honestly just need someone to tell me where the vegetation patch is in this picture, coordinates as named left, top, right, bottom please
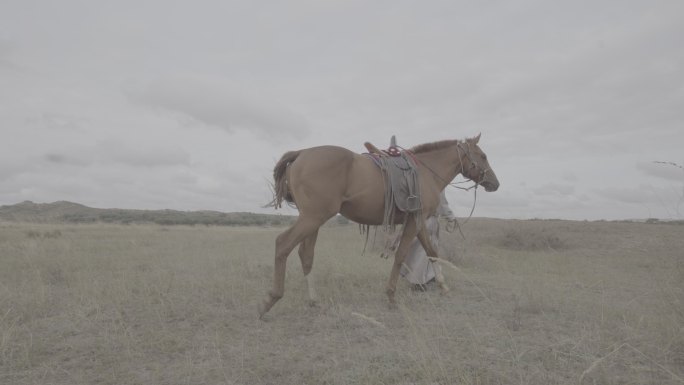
left=1, top=201, right=296, bottom=227
left=498, top=224, right=567, bottom=251
left=1, top=220, right=683, bottom=384
left=25, top=229, right=62, bottom=239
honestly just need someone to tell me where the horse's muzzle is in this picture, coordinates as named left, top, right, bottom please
left=481, top=180, right=499, bottom=192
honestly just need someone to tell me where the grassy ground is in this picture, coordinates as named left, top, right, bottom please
left=0, top=219, right=682, bottom=384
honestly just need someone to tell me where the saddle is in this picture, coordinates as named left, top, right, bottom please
left=363, top=139, right=422, bottom=230
left=364, top=141, right=401, bottom=157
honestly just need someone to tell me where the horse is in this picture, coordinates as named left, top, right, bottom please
left=259, top=134, right=499, bottom=318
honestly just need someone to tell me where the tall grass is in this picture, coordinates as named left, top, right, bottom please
left=0, top=220, right=682, bottom=384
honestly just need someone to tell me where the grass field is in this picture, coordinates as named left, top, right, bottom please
left=1, top=219, right=683, bottom=384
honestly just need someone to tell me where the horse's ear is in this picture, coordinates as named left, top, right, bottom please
left=469, top=133, right=481, bottom=144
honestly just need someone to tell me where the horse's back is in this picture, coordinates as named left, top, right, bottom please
left=290, top=145, right=355, bottom=173
left=285, top=145, right=386, bottom=223
left=285, top=146, right=355, bottom=214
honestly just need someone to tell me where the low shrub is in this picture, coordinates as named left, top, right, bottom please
left=498, top=226, right=566, bottom=251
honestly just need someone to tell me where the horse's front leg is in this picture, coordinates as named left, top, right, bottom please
left=416, top=224, right=449, bottom=295
left=386, top=218, right=418, bottom=307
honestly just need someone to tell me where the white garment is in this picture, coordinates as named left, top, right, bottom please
left=400, top=191, right=455, bottom=285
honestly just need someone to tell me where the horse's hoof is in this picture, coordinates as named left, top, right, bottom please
left=439, top=286, right=450, bottom=296
left=257, top=301, right=271, bottom=320
left=257, top=305, right=267, bottom=320
left=308, top=299, right=319, bottom=308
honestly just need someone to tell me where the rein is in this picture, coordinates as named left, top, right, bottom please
left=453, top=141, right=482, bottom=226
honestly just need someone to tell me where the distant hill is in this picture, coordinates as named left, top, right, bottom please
left=0, top=201, right=297, bottom=226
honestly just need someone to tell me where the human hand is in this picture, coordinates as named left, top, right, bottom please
left=445, top=217, right=458, bottom=232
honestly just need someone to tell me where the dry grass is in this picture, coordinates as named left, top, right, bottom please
left=0, top=219, right=683, bottom=384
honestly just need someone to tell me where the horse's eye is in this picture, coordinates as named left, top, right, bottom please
left=483, top=155, right=487, bottom=161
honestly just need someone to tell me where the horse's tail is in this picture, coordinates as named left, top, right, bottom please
left=268, top=150, right=301, bottom=209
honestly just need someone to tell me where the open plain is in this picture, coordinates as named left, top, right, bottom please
left=1, top=219, right=683, bottom=384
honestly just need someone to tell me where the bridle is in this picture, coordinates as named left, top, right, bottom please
left=455, top=140, right=491, bottom=188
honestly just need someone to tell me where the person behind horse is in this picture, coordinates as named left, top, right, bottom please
left=400, top=190, right=456, bottom=288
left=365, top=136, right=457, bottom=288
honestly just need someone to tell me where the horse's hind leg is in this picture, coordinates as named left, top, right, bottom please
left=298, top=229, right=319, bottom=306
left=258, top=217, right=325, bottom=319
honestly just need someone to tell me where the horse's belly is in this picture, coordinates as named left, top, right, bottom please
left=339, top=197, right=385, bottom=225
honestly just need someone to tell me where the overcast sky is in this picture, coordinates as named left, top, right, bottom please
left=1, top=0, right=683, bottom=220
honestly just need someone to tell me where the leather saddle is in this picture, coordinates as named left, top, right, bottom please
left=364, top=136, right=401, bottom=157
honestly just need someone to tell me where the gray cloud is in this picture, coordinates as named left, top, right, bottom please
left=126, top=76, right=309, bottom=141
left=534, top=183, right=576, bottom=197
left=44, top=153, right=86, bottom=166
left=595, top=186, right=651, bottom=204
left=1, top=1, right=683, bottom=219
left=34, top=113, right=88, bottom=132
left=636, top=161, right=684, bottom=182
left=0, top=38, right=13, bottom=67
left=41, top=140, right=191, bottom=169
left=561, top=171, right=579, bottom=183
left=0, top=159, right=24, bottom=182
left=100, top=140, right=191, bottom=168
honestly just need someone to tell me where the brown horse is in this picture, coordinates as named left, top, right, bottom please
left=259, top=134, right=499, bottom=318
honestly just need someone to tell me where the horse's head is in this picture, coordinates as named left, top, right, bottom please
left=459, top=134, right=500, bottom=192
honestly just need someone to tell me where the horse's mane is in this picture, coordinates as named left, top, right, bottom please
left=409, top=139, right=459, bottom=154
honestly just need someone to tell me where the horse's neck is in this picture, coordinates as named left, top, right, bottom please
left=414, top=144, right=462, bottom=189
